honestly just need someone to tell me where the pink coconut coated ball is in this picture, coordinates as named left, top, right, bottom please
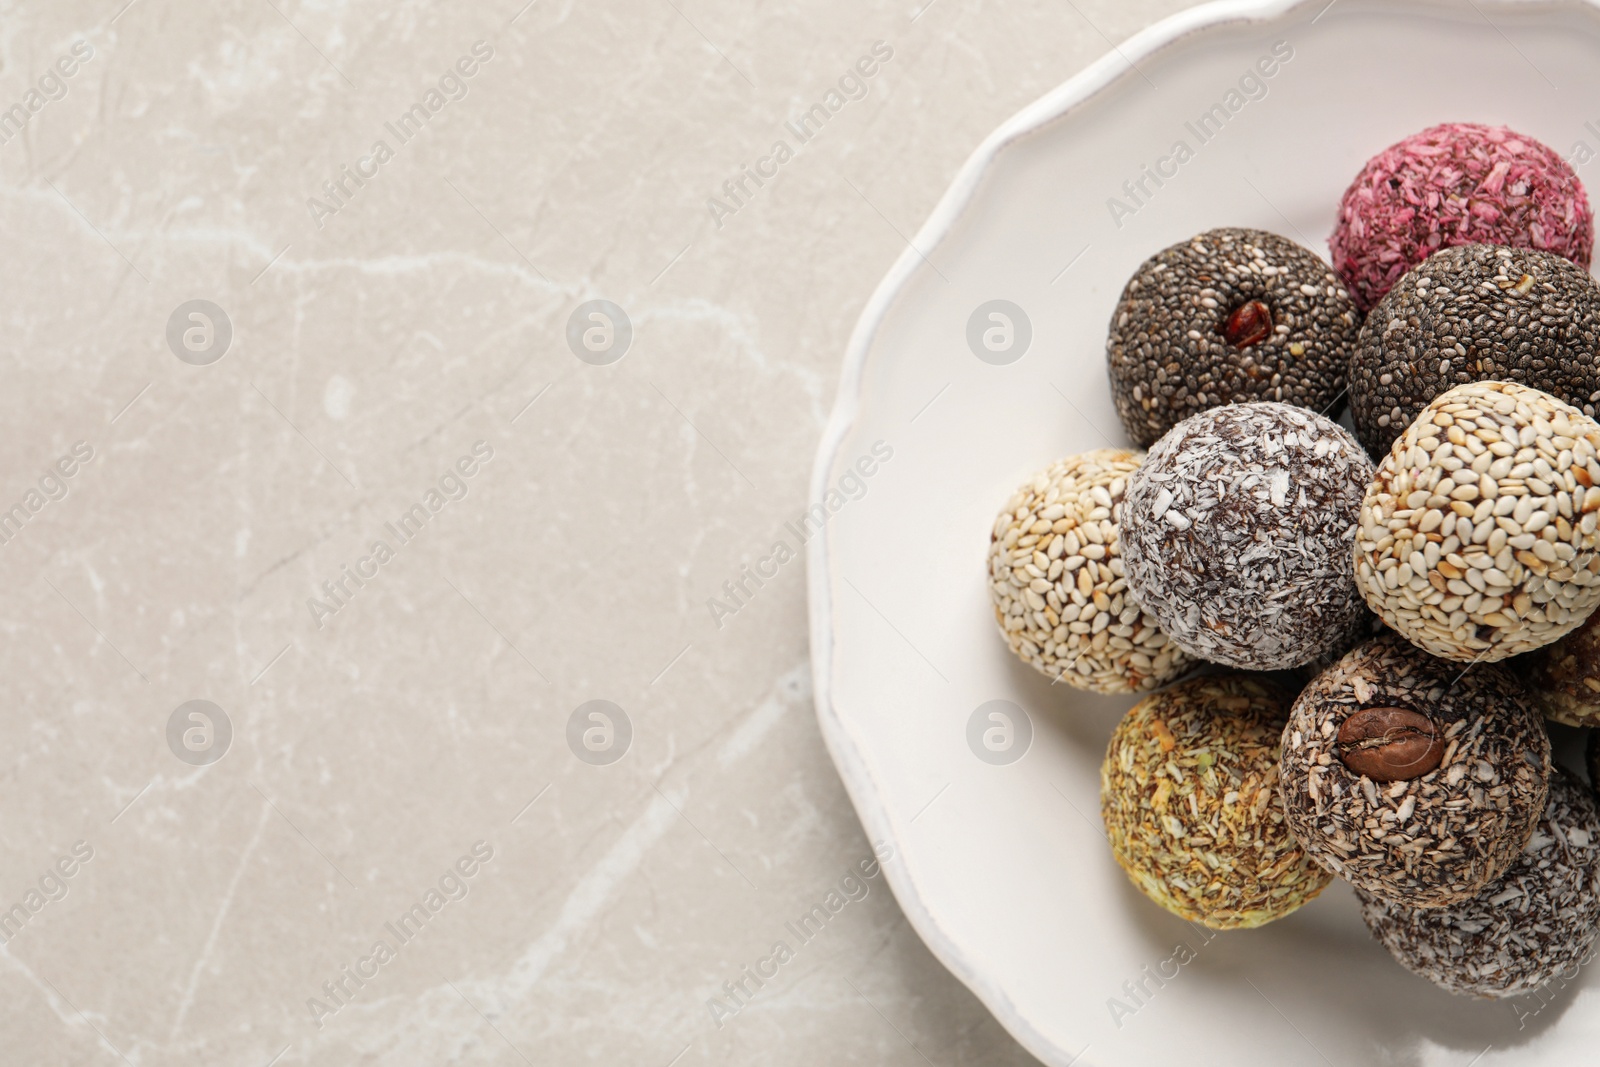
left=1330, top=122, right=1594, bottom=311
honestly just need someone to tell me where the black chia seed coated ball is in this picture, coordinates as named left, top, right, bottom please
left=1358, top=768, right=1600, bottom=999
left=1349, top=243, right=1600, bottom=458
left=1106, top=227, right=1362, bottom=448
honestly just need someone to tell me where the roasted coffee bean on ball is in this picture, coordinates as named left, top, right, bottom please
left=1358, top=768, right=1600, bottom=998
left=1120, top=402, right=1374, bottom=671
left=1278, top=634, right=1551, bottom=908
left=1106, top=227, right=1362, bottom=447
left=1348, top=243, right=1600, bottom=458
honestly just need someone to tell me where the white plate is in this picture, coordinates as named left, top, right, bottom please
left=807, top=1, right=1600, bottom=1064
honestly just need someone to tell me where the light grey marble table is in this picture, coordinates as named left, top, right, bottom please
left=0, top=0, right=1200, bottom=1062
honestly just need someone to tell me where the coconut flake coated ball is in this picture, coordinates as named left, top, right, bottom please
left=1120, top=402, right=1375, bottom=671
left=1358, top=769, right=1600, bottom=998
left=1331, top=122, right=1594, bottom=312
left=1101, top=674, right=1332, bottom=930
left=1331, top=123, right=1593, bottom=313
left=1279, top=634, right=1551, bottom=908
left=1355, top=380, right=1600, bottom=663
left=987, top=450, right=1195, bottom=693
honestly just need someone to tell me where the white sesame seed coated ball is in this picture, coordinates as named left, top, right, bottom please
left=1355, top=380, right=1600, bottom=663
left=987, top=449, right=1195, bottom=694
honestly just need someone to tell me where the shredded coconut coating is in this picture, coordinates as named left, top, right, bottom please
left=1101, top=674, right=1332, bottom=930
left=1279, top=634, right=1551, bottom=908
left=1358, top=769, right=1600, bottom=998
left=1348, top=243, right=1600, bottom=458
left=1106, top=227, right=1360, bottom=447
left=1120, top=402, right=1375, bottom=670
left=987, top=450, right=1194, bottom=693
left=1331, top=122, right=1594, bottom=312
left=1355, top=380, right=1600, bottom=663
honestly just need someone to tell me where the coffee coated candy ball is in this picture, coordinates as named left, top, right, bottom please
left=1331, top=122, right=1594, bottom=313
left=1355, top=380, right=1600, bottom=663
left=1348, top=243, right=1600, bottom=457
left=1279, top=634, right=1551, bottom=908
left=1120, top=402, right=1375, bottom=671
left=1524, top=608, right=1600, bottom=726
left=1106, top=227, right=1361, bottom=448
left=1358, top=768, right=1600, bottom=998
left=1101, top=674, right=1332, bottom=930
left=987, top=450, right=1194, bottom=693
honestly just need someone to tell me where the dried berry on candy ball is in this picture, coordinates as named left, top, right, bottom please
left=1331, top=122, right=1594, bottom=312
left=1106, top=227, right=1360, bottom=447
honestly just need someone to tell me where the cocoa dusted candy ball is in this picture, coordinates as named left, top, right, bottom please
left=1279, top=634, right=1551, bottom=908
left=1348, top=243, right=1600, bottom=457
left=1354, top=380, right=1600, bottom=663
left=1358, top=769, right=1600, bottom=998
left=1100, top=674, right=1332, bottom=930
left=1106, top=227, right=1361, bottom=448
left=1331, top=122, right=1594, bottom=313
left=1524, top=608, right=1600, bottom=726
left=1120, top=402, right=1375, bottom=671
left=987, top=450, right=1195, bottom=693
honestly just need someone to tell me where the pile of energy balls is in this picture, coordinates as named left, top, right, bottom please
left=987, top=122, right=1600, bottom=999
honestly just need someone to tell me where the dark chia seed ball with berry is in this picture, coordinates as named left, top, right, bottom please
left=1348, top=243, right=1600, bottom=457
left=1119, top=401, right=1374, bottom=671
left=1279, top=634, right=1552, bottom=908
left=1106, top=227, right=1362, bottom=448
left=1357, top=768, right=1600, bottom=998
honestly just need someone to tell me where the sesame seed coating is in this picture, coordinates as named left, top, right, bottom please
left=1120, top=402, right=1375, bottom=671
left=1354, top=380, right=1600, bottom=663
left=1106, top=227, right=1361, bottom=448
left=1358, top=768, right=1600, bottom=999
left=1279, top=634, right=1551, bottom=908
left=1101, top=674, right=1332, bottom=930
left=1331, top=122, right=1594, bottom=313
left=1523, top=608, right=1600, bottom=726
left=1348, top=243, right=1600, bottom=458
left=987, top=450, right=1195, bottom=693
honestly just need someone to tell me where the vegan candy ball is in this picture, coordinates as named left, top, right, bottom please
left=1120, top=402, right=1375, bottom=671
left=1279, top=634, right=1551, bottom=908
left=987, top=450, right=1194, bottom=693
left=1330, top=122, right=1594, bottom=312
left=1358, top=769, right=1600, bottom=998
left=1101, top=674, right=1331, bottom=930
left=1354, top=380, right=1600, bottom=663
left=1348, top=243, right=1600, bottom=457
left=1106, top=227, right=1361, bottom=447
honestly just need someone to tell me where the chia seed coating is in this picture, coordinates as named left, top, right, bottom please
left=1348, top=242, right=1600, bottom=458
left=1331, top=122, right=1594, bottom=313
left=1279, top=634, right=1551, bottom=908
left=1524, top=607, right=1600, bottom=726
left=1120, top=402, right=1375, bottom=671
left=987, top=450, right=1195, bottom=693
left=1101, top=674, right=1332, bottom=930
left=1354, top=380, right=1600, bottom=663
left=1106, top=227, right=1361, bottom=448
left=1358, top=768, right=1600, bottom=998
